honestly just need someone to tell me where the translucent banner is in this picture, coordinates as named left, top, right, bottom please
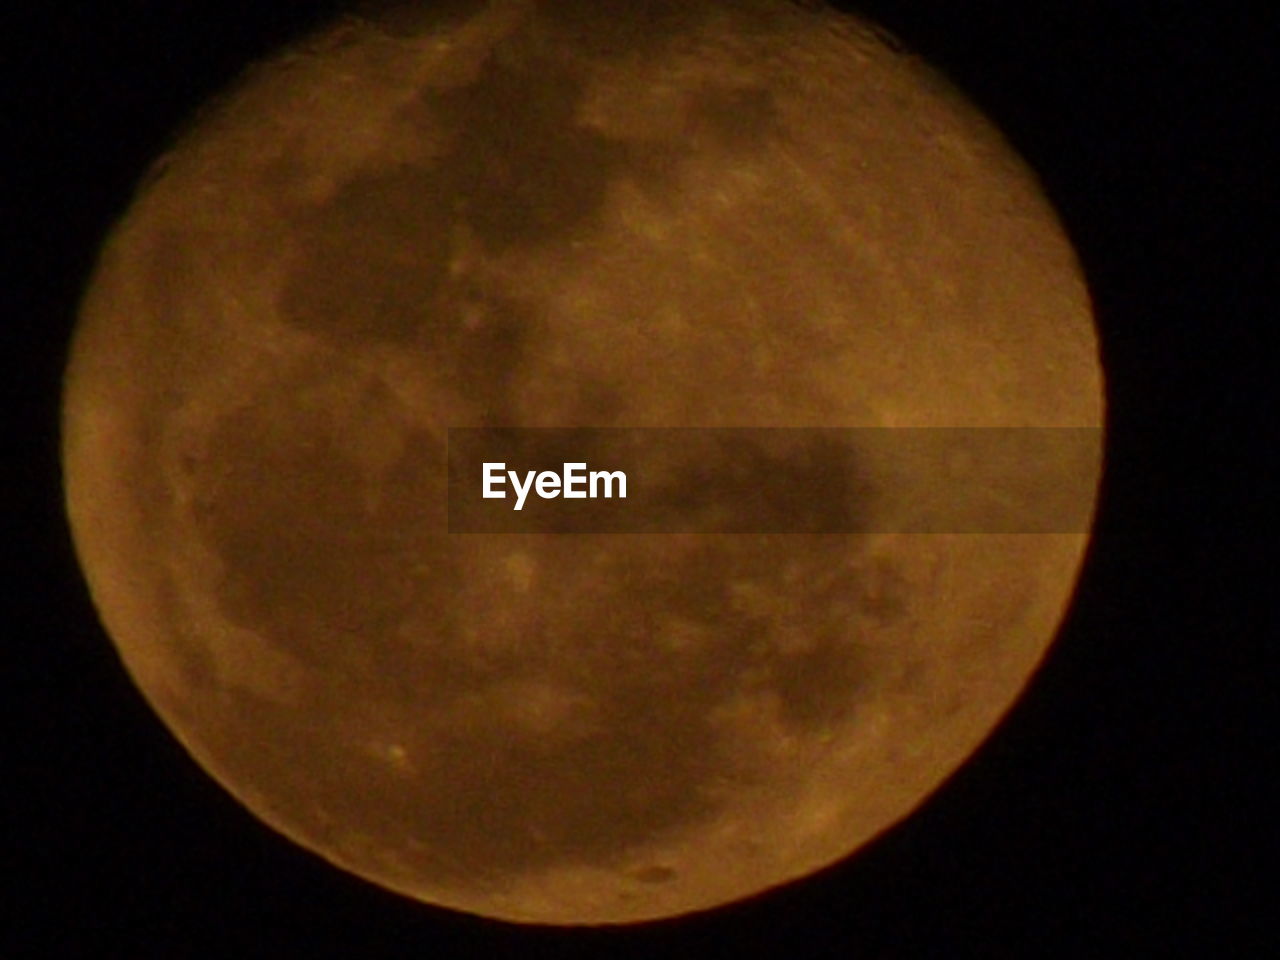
left=446, top=428, right=1102, bottom=534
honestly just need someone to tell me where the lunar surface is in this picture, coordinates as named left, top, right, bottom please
left=62, top=0, right=1104, bottom=925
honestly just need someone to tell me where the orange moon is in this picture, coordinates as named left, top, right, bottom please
left=61, top=0, right=1103, bottom=925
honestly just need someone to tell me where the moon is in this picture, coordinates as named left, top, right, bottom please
left=61, top=0, right=1103, bottom=925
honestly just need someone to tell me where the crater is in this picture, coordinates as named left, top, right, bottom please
left=425, top=41, right=631, bottom=254
left=278, top=165, right=452, bottom=345
left=536, top=0, right=714, bottom=61
left=186, top=360, right=449, bottom=676
left=645, top=430, right=876, bottom=534
left=688, top=84, right=783, bottom=152
left=632, top=864, right=677, bottom=884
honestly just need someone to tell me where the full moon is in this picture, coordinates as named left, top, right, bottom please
left=62, top=0, right=1103, bottom=925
